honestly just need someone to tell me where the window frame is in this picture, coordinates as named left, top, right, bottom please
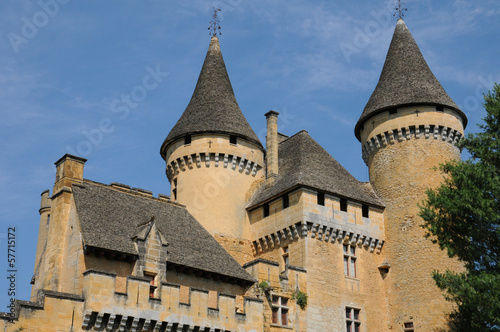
left=271, top=295, right=289, bottom=326
left=345, top=307, right=361, bottom=332
left=144, top=272, right=157, bottom=298
left=343, top=244, right=357, bottom=278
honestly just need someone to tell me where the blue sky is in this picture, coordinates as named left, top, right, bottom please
left=0, top=0, right=499, bottom=307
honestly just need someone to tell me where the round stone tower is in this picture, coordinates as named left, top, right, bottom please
left=160, top=36, right=265, bottom=243
left=355, top=19, right=468, bottom=331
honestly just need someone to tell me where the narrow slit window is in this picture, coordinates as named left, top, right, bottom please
left=340, top=198, right=348, bottom=212
left=282, top=194, right=289, bottom=209
left=263, top=203, right=270, bottom=217
left=362, top=205, right=369, bottom=218
left=317, top=192, right=325, bottom=206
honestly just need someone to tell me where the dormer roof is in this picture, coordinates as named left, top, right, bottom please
left=355, top=19, right=467, bottom=140
left=161, top=36, right=262, bottom=158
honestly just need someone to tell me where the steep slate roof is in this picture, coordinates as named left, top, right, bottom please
left=355, top=19, right=467, bottom=140
left=72, top=181, right=255, bottom=283
left=248, top=131, right=383, bottom=209
left=161, top=36, right=262, bottom=158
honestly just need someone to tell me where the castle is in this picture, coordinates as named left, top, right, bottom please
left=1, top=18, right=467, bottom=331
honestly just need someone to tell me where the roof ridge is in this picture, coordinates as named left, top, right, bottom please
left=81, top=179, right=180, bottom=207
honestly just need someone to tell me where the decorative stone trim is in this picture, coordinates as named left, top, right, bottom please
left=362, top=124, right=462, bottom=165
left=167, top=152, right=262, bottom=179
left=253, top=221, right=383, bottom=254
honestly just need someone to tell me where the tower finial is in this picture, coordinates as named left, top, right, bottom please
left=208, top=7, right=222, bottom=37
left=393, top=0, right=407, bottom=19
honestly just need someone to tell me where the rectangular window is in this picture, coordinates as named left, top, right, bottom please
left=346, top=307, right=361, bottom=332
left=282, top=246, right=289, bottom=267
left=340, top=198, right=348, bottom=212
left=271, top=296, right=289, bottom=326
left=317, top=192, right=325, bottom=206
left=343, top=245, right=357, bottom=277
left=229, top=135, right=237, bottom=145
left=184, top=134, right=191, bottom=145
left=144, top=272, right=157, bottom=298
left=404, top=322, right=414, bottom=332
left=362, top=204, right=369, bottom=218
left=263, top=203, right=270, bottom=217
left=282, top=194, right=289, bottom=209
left=436, top=105, right=444, bottom=112
left=389, top=108, right=397, bottom=114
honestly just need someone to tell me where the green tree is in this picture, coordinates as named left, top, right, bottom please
left=420, top=83, right=500, bottom=331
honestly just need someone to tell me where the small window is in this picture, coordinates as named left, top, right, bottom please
left=404, top=322, right=414, bottom=332
left=344, top=245, right=357, bottom=277
left=46, top=214, right=51, bottom=225
left=263, top=203, right=270, bottom=217
left=317, top=192, right=325, bottom=206
left=340, top=198, right=348, bottom=212
left=184, top=135, right=191, bottom=145
left=144, top=272, right=157, bottom=298
left=436, top=105, right=444, bottom=112
left=362, top=205, right=369, bottom=218
left=282, top=246, right=289, bottom=267
left=271, top=296, right=289, bottom=326
left=229, top=135, right=237, bottom=145
left=346, top=307, right=361, bottom=332
left=389, top=108, right=397, bottom=114
left=282, top=194, right=289, bottom=209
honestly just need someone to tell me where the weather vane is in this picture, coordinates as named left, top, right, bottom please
left=393, top=0, right=408, bottom=19
left=208, top=7, right=222, bottom=37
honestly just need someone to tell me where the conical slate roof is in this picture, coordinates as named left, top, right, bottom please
left=161, top=36, right=262, bottom=158
left=355, top=19, right=467, bottom=140
left=248, top=130, right=383, bottom=208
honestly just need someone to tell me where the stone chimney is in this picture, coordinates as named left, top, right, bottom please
left=53, top=154, right=87, bottom=194
left=265, top=111, right=279, bottom=184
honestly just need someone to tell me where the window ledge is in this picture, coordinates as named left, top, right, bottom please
left=344, top=276, right=360, bottom=281
left=270, top=324, right=293, bottom=330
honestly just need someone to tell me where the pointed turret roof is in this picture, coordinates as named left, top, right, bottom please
left=161, top=37, right=262, bottom=158
left=355, top=19, right=467, bottom=140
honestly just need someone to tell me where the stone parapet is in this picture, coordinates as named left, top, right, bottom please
left=81, top=269, right=263, bottom=331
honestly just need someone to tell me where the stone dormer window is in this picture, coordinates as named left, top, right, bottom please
left=317, top=192, right=325, bottom=206
left=263, top=203, right=270, bottom=217
left=282, top=194, right=289, bottom=209
left=340, top=198, right=348, bottom=212
left=362, top=204, right=369, bottom=218
left=229, top=135, right=237, bottom=145
left=184, top=134, right=191, bottom=145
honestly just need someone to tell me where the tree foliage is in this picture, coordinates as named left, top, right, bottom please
left=420, top=83, right=500, bottom=331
